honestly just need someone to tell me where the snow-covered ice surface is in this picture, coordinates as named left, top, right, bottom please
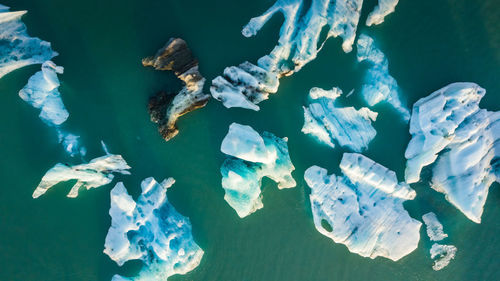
left=356, top=34, right=410, bottom=121
left=212, top=0, right=399, bottom=110
left=405, top=82, right=499, bottom=223
left=104, top=177, right=204, bottom=281
left=32, top=154, right=131, bottom=198
left=0, top=5, right=56, bottom=79
left=422, top=212, right=447, bottom=241
left=220, top=123, right=296, bottom=217
left=302, top=87, right=378, bottom=151
left=430, top=244, right=457, bottom=271
left=366, top=0, right=399, bottom=26
left=304, top=153, right=421, bottom=261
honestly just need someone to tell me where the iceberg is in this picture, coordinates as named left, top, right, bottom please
left=405, top=82, right=499, bottom=223
left=32, top=154, right=131, bottom=198
left=422, top=212, right=447, bottom=241
left=143, top=38, right=210, bottom=141
left=211, top=0, right=373, bottom=110
left=19, top=61, right=86, bottom=156
left=220, top=123, right=296, bottom=217
left=356, top=34, right=410, bottom=121
left=19, top=61, right=68, bottom=126
left=366, top=0, right=399, bottom=26
left=104, top=177, right=204, bottom=281
left=302, top=87, right=378, bottom=151
left=0, top=5, right=57, bottom=79
left=304, top=153, right=421, bottom=261
left=430, top=244, right=457, bottom=271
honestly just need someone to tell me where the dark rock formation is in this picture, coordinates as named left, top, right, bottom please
left=143, top=38, right=210, bottom=141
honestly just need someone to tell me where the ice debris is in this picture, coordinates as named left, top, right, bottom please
left=422, top=212, right=447, bottom=241
left=32, top=154, right=130, bottom=198
left=0, top=5, right=56, bottom=79
left=302, top=87, right=377, bottom=151
left=366, top=0, right=399, bottom=26
left=405, top=82, right=499, bottom=223
left=220, top=123, right=296, bottom=217
left=357, top=34, right=410, bottom=121
left=143, top=38, right=210, bottom=141
left=304, top=153, right=421, bottom=261
left=430, top=244, right=457, bottom=271
left=104, top=177, right=204, bottom=281
left=211, top=0, right=395, bottom=110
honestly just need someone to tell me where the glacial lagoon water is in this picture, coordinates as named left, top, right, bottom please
left=1, top=0, right=499, bottom=280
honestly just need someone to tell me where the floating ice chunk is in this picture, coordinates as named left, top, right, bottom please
left=210, top=62, right=279, bottom=111
left=304, top=153, right=421, bottom=261
left=19, top=61, right=68, bottom=126
left=405, top=82, right=498, bottom=223
left=220, top=123, right=295, bottom=217
left=302, top=87, right=378, bottom=152
left=57, top=130, right=86, bottom=157
left=366, top=0, right=399, bottom=26
left=221, top=123, right=277, bottom=164
left=422, top=212, right=448, bottom=241
left=212, top=0, right=378, bottom=110
left=430, top=244, right=457, bottom=271
left=357, top=34, right=410, bottom=121
left=32, top=154, right=130, bottom=198
left=0, top=6, right=56, bottom=79
left=104, top=177, right=204, bottom=281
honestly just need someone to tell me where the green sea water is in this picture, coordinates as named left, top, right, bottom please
left=1, top=0, right=499, bottom=280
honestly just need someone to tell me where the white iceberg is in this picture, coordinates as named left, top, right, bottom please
left=0, top=5, right=56, bottom=79
left=212, top=0, right=380, bottom=110
left=104, top=177, right=204, bottom=281
left=405, top=82, right=499, bottom=223
left=302, top=87, right=378, bottom=151
left=220, top=123, right=296, bottom=217
left=19, top=61, right=68, bottom=126
left=366, top=0, right=399, bottom=26
left=357, top=34, right=410, bottom=121
left=430, top=244, right=457, bottom=271
left=422, top=212, right=447, bottom=241
left=32, top=154, right=130, bottom=198
left=304, top=153, right=421, bottom=261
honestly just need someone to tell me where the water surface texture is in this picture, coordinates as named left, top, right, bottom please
left=1, top=0, right=499, bottom=280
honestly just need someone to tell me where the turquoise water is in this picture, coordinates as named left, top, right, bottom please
left=1, top=0, right=499, bottom=280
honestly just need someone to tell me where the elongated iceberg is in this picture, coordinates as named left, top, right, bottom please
left=104, top=177, right=204, bottom=281
left=304, top=153, right=421, bottom=261
left=357, top=34, right=410, bottom=121
left=143, top=38, right=210, bottom=141
left=422, top=212, right=447, bottom=241
left=220, top=123, right=296, bottom=217
left=211, top=0, right=375, bottom=110
left=366, top=0, right=399, bottom=26
left=32, top=154, right=130, bottom=198
left=430, top=244, right=457, bottom=271
left=302, top=87, right=377, bottom=151
left=405, top=82, right=499, bottom=223
left=19, top=61, right=86, bottom=156
left=0, top=5, right=56, bottom=79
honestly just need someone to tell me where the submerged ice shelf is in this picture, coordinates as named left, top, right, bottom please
left=357, top=34, right=410, bottom=121
left=32, top=154, right=130, bottom=198
left=211, top=0, right=398, bottom=110
left=104, top=177, right=204, bottom=281
left=305, top=153, right=421, bottom=261
left=422, top=212, right=457, bottom=271
left=0, top=5, right=56, bottom=79
left=143, top=38, right=210, bottom=141
left=220, top=123, right=296, bottom=217
left=405, top=82, right=499, bottom=223
left=302, top=87, right=377, bottom=152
